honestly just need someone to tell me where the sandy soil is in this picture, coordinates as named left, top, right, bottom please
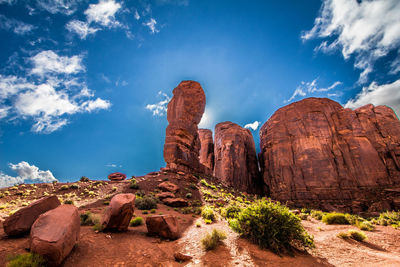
left=1, top=173, right=400, bottom=267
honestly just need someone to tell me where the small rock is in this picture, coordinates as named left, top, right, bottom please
left=108, top=172, right=127, bottom=181
left=162, top=198, right=188, bottom=207
left=158, top=181, right=179, bottom=193
left=174, top=252, right=192, bottom=262
left=156, top=192, right=176, bottom=200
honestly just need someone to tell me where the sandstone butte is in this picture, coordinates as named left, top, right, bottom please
left=165, top=81, right=400, bottom=212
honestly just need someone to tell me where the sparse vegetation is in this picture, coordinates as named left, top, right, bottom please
left=80, top=176, right=89, bottom=182
left=229, top=198, right=314, bottom=254
left=130, top=217, right=144, bottom=227
left=357, top=220, right=374, bottom=231
left=103, top=200, right=110, bottom=205
left=70, top=184, right=80, bottom=189
left=372, top=211, right=400, bottom=229
left=196, top=221, right=201, bottom=227
left=130, top=178, right=139, bottom=189
left=64, top=199, right=74, bottom=205
left=135, top=195, right=157, bottom=210
left=201, top=229, right=226, bottom=250
left=185, top=193, right=192, bottom=199
left=93, top=222, right=103, bottom=232
left=310, top=210, right=324, bottom=220
left=322, top=212, right=349, bottom=225
left=60, top=185, right=69, bottom=190
left=338, top=230, right=367, bottom=242
left=201, top=206, right=215, bottom=222
left=6, top=253, right=46, bottom=267
left=80, top=211, right=100, bottom=226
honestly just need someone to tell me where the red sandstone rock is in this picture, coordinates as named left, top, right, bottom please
left=213, top=121, right=262, bottom=194
left=174, top=252, right=192, bottom=262
left=162, top=197, right=189, bottom=207
left=158, top=181, right=179, bottom=193
left=30, top=205, right=80, bottom=266
left=198, top=128, right=214, bottom=174
left=102, top=193, right=135, bottom=231
left=146, top=215, right=179, bottom=240
left=108, top=172, right=127, bottom=181
left=156, top=192, right=176, bottom=200
left=4, top=196, right=60, bottom=236
left=259, top=97, right=400, bottom=212
left=163, top=81, right=206, bottom=174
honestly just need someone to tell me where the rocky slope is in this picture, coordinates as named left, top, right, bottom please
left=259, top=97, right=400, bottom=212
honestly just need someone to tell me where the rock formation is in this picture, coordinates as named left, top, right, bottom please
left=4, top=196, right=60, bottom=236
left=102, top=193, right=135, bottom=232
left=163, top=81, right=206, bottom=174
left=213, top=121, right=262, bottom=194
left=108, top=172, right=127, bottom=181
left=198, top=129, right=214, bottom=174
left=146, top=215, right=179, bottom=240
left=30, top=204, right=80, bottom=266
left=259, top=97, right=400, bottom=212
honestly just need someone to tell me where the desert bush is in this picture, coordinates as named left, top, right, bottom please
left=348, top=230, right=367, bottom=241
left=185, top=193, right=192, bottom=199
left=310, top=210, right=324, bottom=220
left=80, top=211, right=100, bottom=226
left=130, top=179, right=139, bottom=189
left=80, top=176, right=89, bottom=182
left=196, top=221, right=201, bottom=227
left=372, top=211, right=400, bottom=228
left=6, top=253, right=46, bottom=267
left=200, top=179, right=209, bottom=187
left=322, top=212, right=349, bottom=225
left=357, top=221, right=374, bottom=231
left=229, top=198, right=314, bottom=254
left=150, top=209, right=156, bottom=214
left=221, top=204, right=241, bottom=219
left=93, top=222, right=103, bottom=232
left=201, top=229, right=226, bottom=250
left=70, top=184, right=80, bottom=189
left=135, top=195, right=157, bottom=210
left=0, top=193, right=4, bottom=198
left=60, top=185, right=69, bottom=190
left=130, top=217, right=143, bottom=227
left=64, top=199, right=74, bottom=205
left=201, top=206, right=215, bottom=222
left=337, top=231, right=349, bottom=239
left=103, top=200, right=110, bottom=205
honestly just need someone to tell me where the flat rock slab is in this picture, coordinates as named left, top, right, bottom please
left=146, top=215, right=179, bottom=240
left=162, top=197, right=189, bottom=207
left=102, top=193, right=135, bottom=232
left=4, top=196, right=61, bottom=236
left=30, top=204, right=80, bottom=266
left=158, top=182, right=179, bottom=193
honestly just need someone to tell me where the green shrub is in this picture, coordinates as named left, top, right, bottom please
left=201, top=206, right=215, bottom=222
left=322, top=213, right=349, bottom=225
left=201, top=229, right=226, bottom=250
left=93, top=222, right=103, bottom=232
left=348, top=230, right=367, bottom=241
left=80, top=211, right=100, bottom=226
left=185, top=193, right=192, bottom=199
left=112, top=187, right=117, bottom=192
left=372, top=211, right=400, bottom=227
left=64, top=199, right=74, bottom=205
left=200, top=179, right=209, bottom=187
left=0, top=193, right=4, bottom=198
left=221, top=204, right=241, bottom=219
left=204, top=219, right=213, bottom=224
left=142, top=210, right=149, bottom=214
left=6, top=253, right=46, bottom=267
left=130, top=217, right=143, bottom=227
left=60, top=185, right=69, bottom=190
left=69, top=184, right=80, bottom=189
left=357, top=221, right=374, bottom=231
left=229, top=198, right=314, bottom=254
left=135, top=195, right=157, bottom=210
left=130, top=179, right=139, bottom=189
left=310, top=210, right=324, bottom=220
left=196, top=221, right=201, bottom=227
left=345, top=214, right=361, bottom=225
left=80, top=176, right=89, bottom=182
left=150, top=209, right=156, bottom=214
left=337, top=231, right=349, bottom=239
left=103, top=200, right=110, bottom=205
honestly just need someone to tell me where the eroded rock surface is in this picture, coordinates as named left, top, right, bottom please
left=198, top=129, right=214, bottom=174
left=102, top=193, right=135, bottom=232
left=146, top=215, right=179, bottom=240
left=4, top=196, right=60, bottom=236
left=108, top=172, right=127, bottom=181
left=213, top=121, right=262, bottom=194
left=163, top=81, right=206, bottom=174
left=30, top=204, right=80, bottom=266
left=259, top=97, right=400, bottom=212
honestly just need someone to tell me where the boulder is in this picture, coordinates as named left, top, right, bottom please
left=156, top=192, right=176, bottom=200
left=158, top=181, right=179, bottom=193
left=163, top=81, right=206, bottom=174
left=198, top=128, right=214, bottom=174
left=213, top=121, right=262, bottom=193
left=174, top=252, right=192, bottom=262
left=4, top=196, right=60, bottom=236
left=30, top=205, right=80, bottom=266
left=108, top=172, right=127, bottom=181
left=102, top=193, right=135, bottom=231
left=162, top=197, right=189, bottom=207
left=259, top=97, right=400, bottom=212
left=146, top=215, right=179, bottom=240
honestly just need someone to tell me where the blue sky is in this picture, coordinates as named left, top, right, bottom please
left=1, top=0, right=400, bottom=186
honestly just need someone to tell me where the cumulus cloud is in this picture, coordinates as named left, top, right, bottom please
left=345, top=79, right=400, bottom=117
left=0, top=161, right=57, bottom=188
left=244, top=121, right=260, bottom=131
left=0, top=51, right=111, bottom=133
left=36, top=0, right=79, bottom=15
left=106, top=163, right=122, bottom=168
left=84, top=0, right=122, bottom=27
left=146, top=91, right=170, bottom=116
left=302, top=0, right=400, bottom=84
left=143, top=18, right=159, bottom=34
left=0, top=15, right=35, bottom=35
left=285, top=79, right=342, bottom=103
left=66, top=20, right=99, bottom=39
left=134, top=10, right=140, bottom=20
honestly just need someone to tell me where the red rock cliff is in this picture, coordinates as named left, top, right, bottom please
left=198, top=129, right=214, bottom=174
left=259, top=97, right=400, bottom=212
left=163, top=81, right=206, bottom=173
left=214, top=121, right=262, bottom=193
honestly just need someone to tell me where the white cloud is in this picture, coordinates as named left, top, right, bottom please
left=285, top=79, right=342, bottom=103
left=106, top=163, right=122, bottom=168
left=345, top=79, right=400, bottom=117
left=36, top=0, right=79, bottom=15
left=0, top=15, right=35, bottom=35
left=302, top=0, right=400, bottom=83
left=30, top=50, right=85, bottom=77
left=244, top=121, right=260, bottom=131
left=0, top=161, right=57, bottom=188
left=143, top=18, right=159, bottom=34
left=134, top=10, right=140, bottom=20
left=0, top=0, right=16, bottom=5
left=84, top=0, right=122, bottom=28
left=0, top=51, right=111, bottom=133
left=66, top=20, right=99, bottom=39
left=146, top=91, right=170, bottom=116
